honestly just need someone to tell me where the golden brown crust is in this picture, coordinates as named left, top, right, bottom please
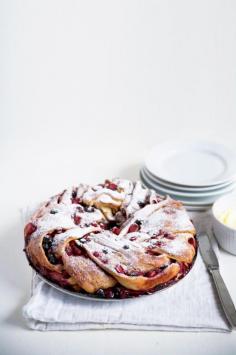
left=53, top=228, right=117, bottom=293
left=114, top=263, right=180, bottom=291
left=62, top=254, right=116, bottom=293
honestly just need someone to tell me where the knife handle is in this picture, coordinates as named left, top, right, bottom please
left=210, top=269, right=236, bottom=329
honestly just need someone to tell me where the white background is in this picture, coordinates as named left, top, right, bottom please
left=1, top=1, right=236, bottom=354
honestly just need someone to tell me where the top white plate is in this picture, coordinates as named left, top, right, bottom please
left=145, top=141, right=236, bottom=187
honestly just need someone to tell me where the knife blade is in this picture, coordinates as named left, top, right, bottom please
left=198, top=233, right=219, bottom=270
left=198, top=232, right=236, bottom=330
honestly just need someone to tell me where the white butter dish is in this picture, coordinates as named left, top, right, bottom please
left=212, top=194, right=236, bottom=255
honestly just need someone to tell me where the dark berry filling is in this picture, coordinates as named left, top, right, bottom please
left=42, top=236, right=52, bottom=250
left=101, top=258, right=108, bottom=264
left=36, top=258, right=194, bottom=299
left=96, top=289, right=105, bottom=297
left=155, top=241, right=163, bottom=247
left=71, top=189, right=82, bottom=204
left=128, top=223, right=140, bottom=233
left=135, top=219, right=142, bottom=226
left=137, top=201, right=145, bottom=208
left=163, top=232, right=175, bottom=240
left=42, top=236, right=61, bottom=265
left=57, top=190, right=66, bottom=203
left=74, top=215, right=81, bottom=225
left=145, top=270, right=157, bottom=277
left=105, top=180, right=117, bottom=191
left=93, top=251, right=100, bottom=257
left=99, top=222, right=108, bottom=230
left=125, top=265, right=167, bottom=278
left=65, top=240, right=85, bottom=257
left=84, top=206, right=95, bottom=212
left=93, top=258, right=194, bottom=299
left=76, top=205, right=84, bottom=213
left=38, top=266, right=71, bottom=288
left=91, top=222, right=98, bottom=227
left=170, top=258, right=176, bottom=263
left=72, top=197, right=82, bottom=204
left=115, top=264, right=125, bottom=273
left=50, top=209, right=58, bottom=214
left=188, top=237, right=196, bottom=248
left=129, top=236, right=137, bottom=241
left=179, top=262, right=188, bottom=275
left=112, top=226, right=120, bottom=235
left=103, top=288, right=115, bottom=298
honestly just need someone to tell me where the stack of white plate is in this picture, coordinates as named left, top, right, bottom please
left=140, top=141, right=236, bottom=211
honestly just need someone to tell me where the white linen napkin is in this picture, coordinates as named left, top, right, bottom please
left=22, top=208, right=230, bottom=332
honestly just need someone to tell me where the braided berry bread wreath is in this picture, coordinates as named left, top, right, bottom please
left=24, top=179, right=197, bottom=299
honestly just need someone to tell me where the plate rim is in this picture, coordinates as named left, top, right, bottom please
left=140, top=170, right=213, bottom=206
left=144, top=166, right=235, bottom=192
left=142, top=167, right=236, bottom=198
left=145, top=140, right=236, bottom=187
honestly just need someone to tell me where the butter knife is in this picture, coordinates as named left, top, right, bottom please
left=198, top=232, right=236, bottom=330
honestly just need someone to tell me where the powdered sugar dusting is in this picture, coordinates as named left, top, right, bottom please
left=31, top=203, right=77, bottom=239
left=161, top=237, right=188, bottom=255
left=125, top=181, right=148, bottom=217
left=52, top=226, right=101, bottom=250
left=148, top=234, right=190, bottom=256
left=80, top=230, right=169, bottom=275
left=75, top=208, right=105, bottom=227
left=140, top=203, right=195, bottom=235
left=25, top=178, right=196, bottom=294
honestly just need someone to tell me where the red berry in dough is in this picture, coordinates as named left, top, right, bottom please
left=128, top=224, right=139, bottom=233
left=129, top=236, right=137, bottom=241
left=112, top=226, right=120, bottom=235
left=188, top=238, right=196, bottom=248
left=24, top=223, right=37, bottom=237
left=105, top=181, right=118, bottom=190
left=115, top=264, right=125, bottom=273
left=146, top=270, right=157, bottom=278
left=74, top=215, right=81, bottom=225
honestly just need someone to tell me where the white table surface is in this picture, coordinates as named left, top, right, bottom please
left=1, top=1, right=236, bottom=354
